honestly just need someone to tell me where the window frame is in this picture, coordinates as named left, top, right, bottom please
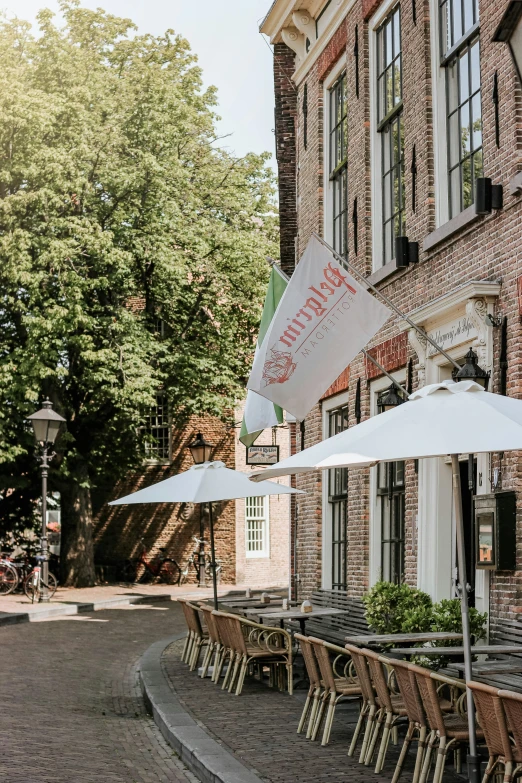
left=143, top=390, right=171, bottom=464
left=370, top=0, right=405, bottom=271
left=321, top=391, right=349, bottom=590
left=323, top=58, right=348, bottom=255
left=245, top=495, right=270, bottom=559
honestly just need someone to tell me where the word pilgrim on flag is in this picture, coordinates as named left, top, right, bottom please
left=247, top=235, right=391, bottom=421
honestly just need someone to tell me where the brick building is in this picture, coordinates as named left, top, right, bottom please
left=261, top=0, right=522, bottom=629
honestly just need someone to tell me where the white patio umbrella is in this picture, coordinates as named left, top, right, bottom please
left=110, top=460, right=302, bottom=609
left=250, top=379, right=522, bottom=781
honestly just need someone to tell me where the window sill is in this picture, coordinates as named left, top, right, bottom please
left=423, top=204, right=479, bottom=252
left=367, top=258, right=404, bottom=286
left=245, top=553, right=270, bottom=560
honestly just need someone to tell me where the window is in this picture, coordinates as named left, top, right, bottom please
left=376, top=389, right=405, bottom=583
left=143, top=391, right=170, bottom=461
left=440, top=0, right=482, bottom=217
left=376, top=5, right=404, bottom=266
left=328, top=404, right=349, bottom=589
left=329, top=72, right=348, bottom=257
left=245, top=496, right=269, bottom=558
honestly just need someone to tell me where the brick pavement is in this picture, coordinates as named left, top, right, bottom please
left=162, top=640, right=467, bottom=783
left=0, top=600, right=199, bottom=783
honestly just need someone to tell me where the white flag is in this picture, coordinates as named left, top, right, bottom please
left=247, top=235, right=391, bottom=421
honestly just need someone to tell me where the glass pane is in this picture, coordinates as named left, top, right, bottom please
left=383, top=172, right=391, bottom=221
left=459, top=50, right=470, bottom=104
left=470, top=39, right=481, bottom=93
left=471, top=93, right=482, bottom=149
left=447, top=60, right=459, bottom=114
left=449, top=166, right=461, bottom=218
left=382, top=499, right=391, bottom=539
left=453, top=0, right=463, bottom=44
left=463, top=0, right=475, bottom=35
left=448, top=112, right=460, bottom=167
left=473, top=148, right=483, bottom=182
left=462, top=155, right=472, bottom=209
left=393, top=8, right=401, bottom=59
left=460, top=102, right=471, bottom=156
left=394, top=461, right=405, bottom=486
left=384, top=221, right=392, bottom=264
left=386, top=20, right=393, bottom=66
left=382, top=542, right=391, bottom=582
left=385, top=66, right=393, bottom=116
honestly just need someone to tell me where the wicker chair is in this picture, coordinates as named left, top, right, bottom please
left=497, top=688, right=522, bottom=783
left=178, top=598, right=208, bottom=670
left=409, top=664, right=484, bottom=783
left=213, top=610, right=293, bottom=696
left=211, top=610, right=237, bottom=688
left=307, top=637, right=362, bottom=746
left=384, top=656, right=431, bottom=783
left=468, top=681, right=520, bottom=783
left=362, top=647, right=408, bottom=774
left=198, top=603, right=222, bottom=680
left=294, top=633, right=323, bottom=738
left=345, top=643, right=380, bottom=763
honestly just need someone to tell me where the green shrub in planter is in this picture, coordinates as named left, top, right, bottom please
left=363, top=581, right=433, bottom=635
left=413, top=598, right=488, bottom=670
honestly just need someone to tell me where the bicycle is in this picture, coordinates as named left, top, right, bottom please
left=0, top=560, right=19, bottom=595
left=121, top=544, right=181, bottom=585
left=178, top=537, right=223, bottom=586
left=23, top=556, right=58, bottom=603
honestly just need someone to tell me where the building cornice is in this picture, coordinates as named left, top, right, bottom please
left=399, top=281, right=502, bottom=330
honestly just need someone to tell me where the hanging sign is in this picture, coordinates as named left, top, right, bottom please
left=246, top=445, right=280, bottom=466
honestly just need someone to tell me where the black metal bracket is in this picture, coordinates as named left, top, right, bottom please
left=352, top=197, right=358, bottom=255
left=354, top=26, right=359, bottom=99
left=411, top=144, right=417, bottom=213
left=355, top=378, right=361, bottom=424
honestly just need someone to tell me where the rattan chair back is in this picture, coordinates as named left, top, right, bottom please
left=362, top=647, right=393, bottom=711
left=186, top=601, right=204, bottom=635
left=468, top=680, right=510, bottom=760
left=498, top=688, right=522, bottom=762
left=308, top=636, right=336, bottom=691
left=408, top=663, right=445, bottom=734
left=389, top=657, right=425, bottom=726
left=212, top=610, right=233, bottom=651
left=345, top=643, right=376, bottom=706
left=295, top=633, right=321, bottom=689
left=199, top=604, right=221, bottom=644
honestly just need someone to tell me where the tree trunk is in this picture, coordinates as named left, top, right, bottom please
left=60, top=465, right=96, bottom=587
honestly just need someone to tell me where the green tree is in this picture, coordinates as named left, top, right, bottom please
left=0, top=1, right=277, bottom=585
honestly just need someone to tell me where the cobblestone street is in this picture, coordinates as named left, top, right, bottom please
left=0, top=599, right=198, bottom=783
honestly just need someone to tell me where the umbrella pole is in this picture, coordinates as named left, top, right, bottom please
left=208, top=501, right=219, bottom=611
left=451, top=454, right=481, bottom=783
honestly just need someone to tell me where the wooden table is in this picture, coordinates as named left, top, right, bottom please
left=345, top=632, right=463, bottom=646
left=390, top=645, right=522, bottom=657
left=242, top=606, right=294, bottom=616
left=220, top=594, right=282, bottom=604
left=220, top=598, right=283, bottom=609
left=451, top=660, right=522, bottom=676
left=256, top=607, right=347, bottom=634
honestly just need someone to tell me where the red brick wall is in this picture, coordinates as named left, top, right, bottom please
left=365, top=333, right=408, bottom=380
left=93, top=415, right=236, bottom=584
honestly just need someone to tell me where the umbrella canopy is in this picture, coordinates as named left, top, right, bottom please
left=250, top=380, right=522, bottom=480
left=249, top=379, right=522, bottom=783
left=110, top=460, right=302, bottom=505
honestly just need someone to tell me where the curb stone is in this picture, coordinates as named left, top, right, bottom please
left=0, top=592, right=171, bottom=626
left=139, top=635, right=265, bottom=783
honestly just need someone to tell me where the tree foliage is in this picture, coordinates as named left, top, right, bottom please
left=0, top=1, right=277, bottom=584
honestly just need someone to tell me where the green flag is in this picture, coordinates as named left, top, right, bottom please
left=239, top=265, right=288, bottom=447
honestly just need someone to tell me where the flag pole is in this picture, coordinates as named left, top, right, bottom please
left=267, top=258, right=410, bottom=398
left=312, top=233, right=461, bottom=372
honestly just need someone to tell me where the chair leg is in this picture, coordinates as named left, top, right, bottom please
left=391, top=721, right=415, bottom=783
left=222, top=650, right=235, bottom=689
left=348, top=701, right=366, bottom=757
left=503, top=761, right=514, bottom=783
left=213, top=646, right=226, bottom=683
left=306, top=687, right=322, bottom=739
left=298, top=688, right=313, bottom=734
left=321, top=692, right=337, bottom=746
left=200, top=642, right=214, bottom=678
left=311, top=692, right=328, bottom=741
left=365, top=708, right=384, bottom=766
left=432, top=736, right=448, bottom=783
left=359, top=704, right=377, bottom=764
left=413, top=726, right=427, bottom=783
left=375, top=711, right=393, bottom=773
left=183, top=631, right=193, bottom=664
left=419, top=730, right=437, bottom=783
left=181, top=633, right=190, bottom=662
left=228, top=653, right=242, bottom=693
left=235, top=655, right=248, bottom=696
left=287, top=663, right=293, bottom=695
left=190, top=638, right=203, bottom=671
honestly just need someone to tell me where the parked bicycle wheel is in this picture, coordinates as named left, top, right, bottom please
left=23, top=570, right=58, bottom=602
left=159, top=559, right=181, bottom=585
left=0, top=562, right=18, bottom=595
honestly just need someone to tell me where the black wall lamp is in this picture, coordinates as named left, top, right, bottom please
left=378, top=384, right=406, bottom=412
left=395, top=237, right=419, bottom=268
left=453, top=348, right=490, bottom=390
left=476, top=178, right=504, bottom=215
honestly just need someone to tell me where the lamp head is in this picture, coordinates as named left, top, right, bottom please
left=378, top=384, right=405, bottom=413
left=188, top=432, right=213, bottom=465
left=27, top=401, right=66, bottom=446
left=453, top=348, right=490, bottom=389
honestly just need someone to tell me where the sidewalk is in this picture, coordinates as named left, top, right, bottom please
left=0, top=582, right=285, bottom=625
left=148, top=637, right=467, bottom=783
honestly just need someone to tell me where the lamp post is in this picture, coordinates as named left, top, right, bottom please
left=27, top=401, right=66, bottom=602
left=188, top=433, right=214, bottom=588
left=493, top=1, right=522, bottom=85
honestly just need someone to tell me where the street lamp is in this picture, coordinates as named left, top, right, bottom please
left=27, top=401, right=66, bottom=602
left=454, top=348, right=490, bottom=390
left=188, top=433, right=214, bottom=587
left=493, top=1, right=522, bottom=85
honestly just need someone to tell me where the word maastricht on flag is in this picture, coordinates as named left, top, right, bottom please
left=247, top=235, right=392, bottom=421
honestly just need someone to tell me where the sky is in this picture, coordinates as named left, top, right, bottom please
left=5, top=0, right=276, bottom=167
